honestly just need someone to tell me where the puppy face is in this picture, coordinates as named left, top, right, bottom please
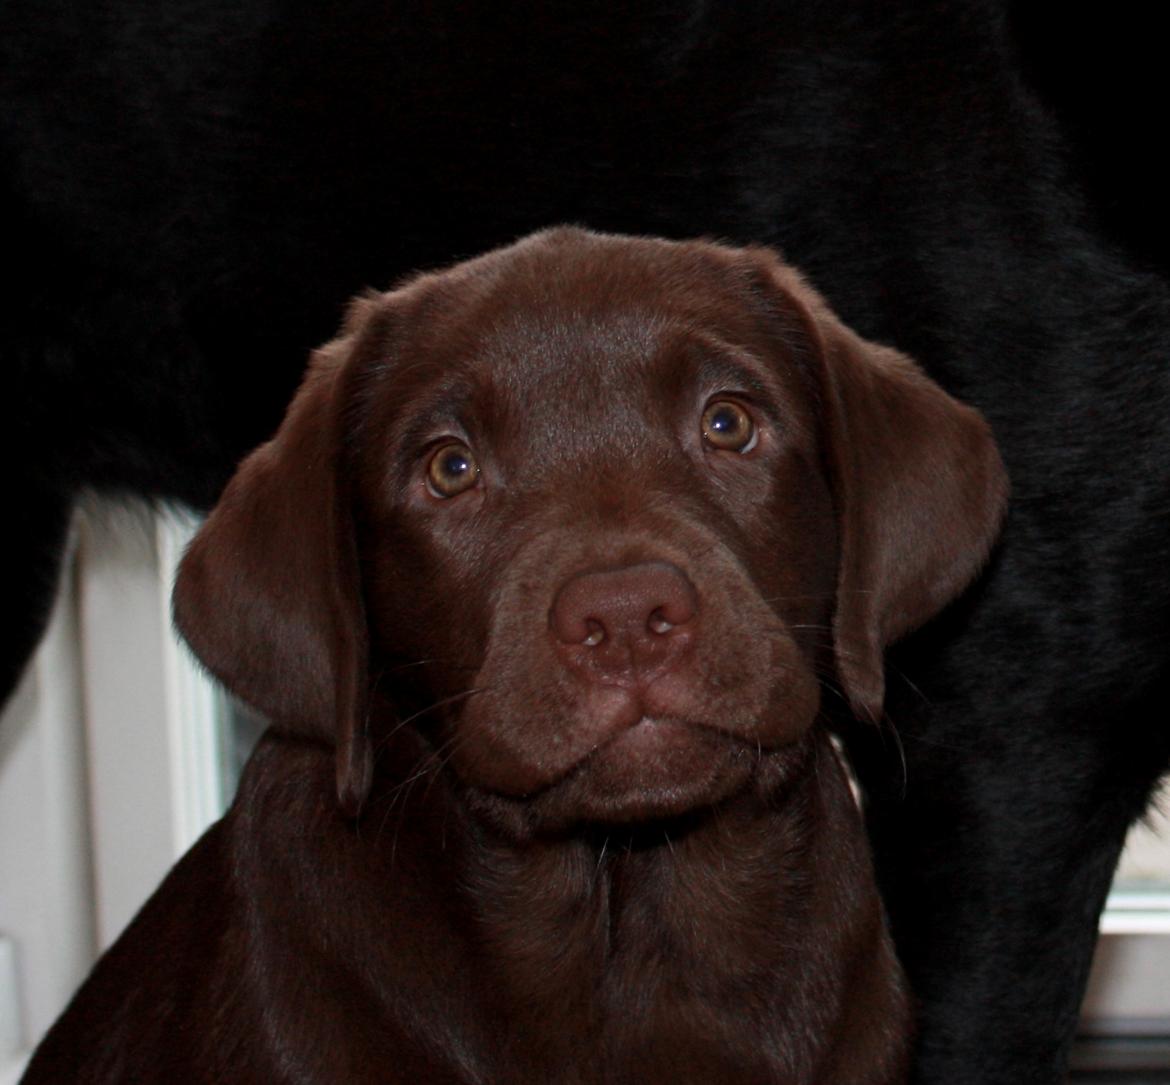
left=174, top=228, right=1008, bottom=833
left=349, top=245, right=839, bottom=828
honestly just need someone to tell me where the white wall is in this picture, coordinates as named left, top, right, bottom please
left=0, top=532, right=94, bottom=1078
left=0, top=503, right=223, bottom=1080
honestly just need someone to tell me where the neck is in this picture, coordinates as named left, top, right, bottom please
left=460, top=741, right=822, bottom=972
left=238, top=727, right=902, bottom=1084
left=430, top=732, right=864, bottom=1082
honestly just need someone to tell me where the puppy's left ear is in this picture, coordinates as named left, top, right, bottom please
left=174, top=311, right=377, bottom=816
left=761, top=256, right=1009, bottom=722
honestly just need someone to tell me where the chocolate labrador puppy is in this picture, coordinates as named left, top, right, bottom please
left=23, top=228, right=1006, bottom=1084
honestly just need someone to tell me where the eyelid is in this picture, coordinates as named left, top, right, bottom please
left=418, top=430, right=471, bottom=457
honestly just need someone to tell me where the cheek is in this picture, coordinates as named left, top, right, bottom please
left=733, top=453, right=839, bottom=639
left=359, top=515, right=495, bottom=682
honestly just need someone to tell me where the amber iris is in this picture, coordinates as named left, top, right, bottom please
left=427, top=442, right=479, bottom=497
left=701, top=400, right=757, bottom=453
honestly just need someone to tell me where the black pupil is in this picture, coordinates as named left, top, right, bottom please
left=442, top=450, right=470, bottom=478
left=711, top=407, right=742, bottom=435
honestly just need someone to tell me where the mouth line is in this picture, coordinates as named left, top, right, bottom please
left=526, top=714, right=764, bottom=798
left=455, top=712, right=795, bottom=839
left=599, top=714, right=756, bottom=748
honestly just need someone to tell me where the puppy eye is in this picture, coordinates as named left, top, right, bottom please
left=426, top=441, right=480, bottom=498
left=701, top=400, right=758, bottom=453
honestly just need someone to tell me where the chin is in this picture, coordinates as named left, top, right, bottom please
left=469, top=718, right=777, bottom=838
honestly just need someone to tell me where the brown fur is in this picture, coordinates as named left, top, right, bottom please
left=24, top=228, right=1008, bottom=1084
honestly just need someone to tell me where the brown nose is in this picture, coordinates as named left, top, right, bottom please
left=549, top=561, right=698, bottom=686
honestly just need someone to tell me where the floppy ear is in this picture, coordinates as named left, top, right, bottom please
left=173, top=328, right=373, bottom=816
left=766, top=259, right=1009, bottom=722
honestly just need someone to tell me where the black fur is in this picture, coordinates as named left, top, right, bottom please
left=3, top=3, right=1168, bottom=1082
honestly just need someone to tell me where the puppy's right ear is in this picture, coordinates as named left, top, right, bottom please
left=173, top=302, right=380, bottom=816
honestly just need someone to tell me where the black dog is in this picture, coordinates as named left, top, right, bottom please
left=3, top=5, right=1168, bottom=1082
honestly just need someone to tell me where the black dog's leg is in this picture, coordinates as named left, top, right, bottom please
left=851, top=682, right=1169, bottom=1085
left=0, top=476, right=75, bottom=705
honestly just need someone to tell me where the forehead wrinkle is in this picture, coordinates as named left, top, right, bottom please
left=477, top=307, right=669, bottom=447
left=490, top=306, right=665, bottom=381
left=694, top=348, right=770, bottom=396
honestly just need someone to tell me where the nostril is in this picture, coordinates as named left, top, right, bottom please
left=648, top=609, right=674, bottom=635
left=650, top=578, right=697, bottom=635
left=583, top=620, right=605, bottom=647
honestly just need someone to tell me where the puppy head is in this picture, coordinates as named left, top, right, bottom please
left=174, top=228, right=1007, bottom=830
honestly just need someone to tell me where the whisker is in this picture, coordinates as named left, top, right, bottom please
left=418, top=731, right=473, bottom=806
left=375, top=686, right=487, bottom=753
left=376, top=729, right=471, bottom=864
left=759, top=592, right=839, bottom=604
left=593, top=837, right=611, bottom=883
left=384, top=657, right=441, bottom=673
